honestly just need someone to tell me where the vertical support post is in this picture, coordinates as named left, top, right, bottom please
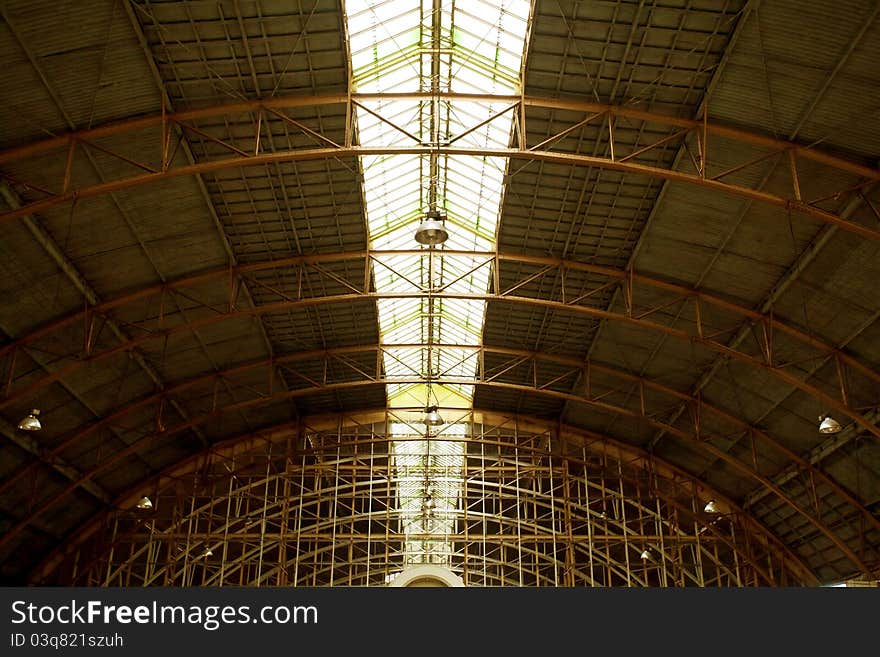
left=366, top=432, right=374, bottom=583
left=834, top=354, right=849, bottom=406
left=694, top=296, right=703, bottom=339
left=618, top=460, right=631, bottom=586
left=607, top=114, right=615, bottom=161
left=693, top=491, right=705, bottom=586
left=562, top=459, right=575, bottom=587
left=516, top=429, right=523, bottom=586
left=293, top=444, right=306, bottom=585
left=254, top=109, right=263, bottom=155
left=219, top=459, right=234, bottom=584
left=161, top=100, right=168, bottom=170
left=62, top=138, right=76, bottom=193
left=656, top=497, right=667, bottom=587
left=103, top=516, right=118, bottom=586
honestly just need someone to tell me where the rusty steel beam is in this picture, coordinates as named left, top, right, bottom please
left=124, top=485, right=787, bottom=587
left=31, top=409, right=817, bottom=586
left=0, top=93, right=875, bottom=179
left=2, top=343, right=875, bottom=542
left=0, top=416, right=110, bottom=504
left=108, top=531, right=733, bottom=542
left=4, top=251, right=876, bottom=390
left=120, top=0, right=282, bottom=377
left=0, top=95, right=878, bottom=239
left=2, top=143, right=878, bottom=242
left=0, top=182, right=207, bottom=452
left=648, top=190, right=874, bottom=457
left=747, top=407, right=880, bottom=511
left=1, top=367, right=872, bottom=576
left=2, top=254, right=878, bottom=443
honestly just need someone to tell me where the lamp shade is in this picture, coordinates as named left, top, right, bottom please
left=136, top=496, right=153, bottom=510
left=17, top=409, right=41, bottom=431
left=424, top=405, right=444, bottom=426
left=818, top=415, right=842, bottom=434
left=414, top=210, right=449, bottom=245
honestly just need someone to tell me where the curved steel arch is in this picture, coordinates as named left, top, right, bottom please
left=265, top=541, right=734, bottom=587
left=4, top=251, right=878, bottom=389
left=295, top=559, right=557, bottom=587
left=0, top=94, right=877, bottom=240
left=132, top=515, right=637, bottom=588
left=10, top=370, right=864, bottom=577
left=129, top=480, right=790, bottom=588
left=3, top=344, right=876, bottom=543
left=240, top=549, right=568, bottom=588
left=46, top=421, right=802, bottom=587
left=31, top=411, right=815, bottom=586
left=242, top=540, right=695, bottom=588
left=1, top=254, right=877, bottom=448
left=2, top=292, right=877, bottom=447
left=239, top=526, right=744, bottom=589
left=125, top=466, right=736, bottom=570
left=2, top=376, right=873, bottom=576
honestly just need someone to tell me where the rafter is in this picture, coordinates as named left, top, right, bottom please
left=2, top=253, right=878, bottom=445
left=30, top=410, right=816, bottom=587
left=5, top=342, right=877, bottom=545
left=2, top=349, right=875, bottom=577
left=0, top=95, right=877, bottom=239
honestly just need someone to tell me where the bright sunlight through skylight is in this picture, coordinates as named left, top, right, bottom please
left=345, top=0, right=531, bottom=565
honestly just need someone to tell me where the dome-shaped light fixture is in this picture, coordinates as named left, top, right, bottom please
left=414, top=209, right=449, bottom=246
left=818, top=415, right=842, bottom=435
left=18, top=409, right=42, bottom=431
left=424, top=405, right=444, bottom=426
left=136, top=496, right=153, bottom=510
left=640, top=548, right=651, bottom=561
left=704, top=499, right=718, bottom=514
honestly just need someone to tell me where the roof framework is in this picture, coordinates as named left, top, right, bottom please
left=42, top=412, right=813, bottom=587
left=0, top=0, right=878, bottom=585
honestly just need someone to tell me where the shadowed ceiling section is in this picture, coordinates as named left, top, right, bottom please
left=0, top=0, right=877, bottom=586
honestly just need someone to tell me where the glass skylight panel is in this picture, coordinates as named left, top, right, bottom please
left=391, top=425, right=465, bottom=564
left=346, top=0, right=530, bottom=567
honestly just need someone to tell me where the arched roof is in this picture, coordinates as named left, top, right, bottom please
left=0, top=0, right=878, bottom=585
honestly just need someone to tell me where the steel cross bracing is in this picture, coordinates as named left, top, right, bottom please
left=31, top=412, right=813, bottom=586
left=2, top=345, right=878, bottom=575
left=2, top=249, right=877, bottom=562
left=2, top=251, right=878, bottom=438
left=0, top=94, right=878, bottom=240
left=1, top=251, right=877, bottom=565
left=2, top=96, right=879, bottom=580
left=86, top=495, right=772, bottom=586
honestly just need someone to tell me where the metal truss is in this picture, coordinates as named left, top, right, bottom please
left=3, top=93, right=879, bottom=583
left=36, top=413, right=811, bottom=587
left=3, top=251, right=878, bottom=443
left=3, top=340, right=878, bottom=577
left=0, top=94, right=878, bottom=239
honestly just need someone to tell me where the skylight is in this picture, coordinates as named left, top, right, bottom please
left=345, top=0, right=531, bottom=567
left=391, top=423, right=465, bottom=565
